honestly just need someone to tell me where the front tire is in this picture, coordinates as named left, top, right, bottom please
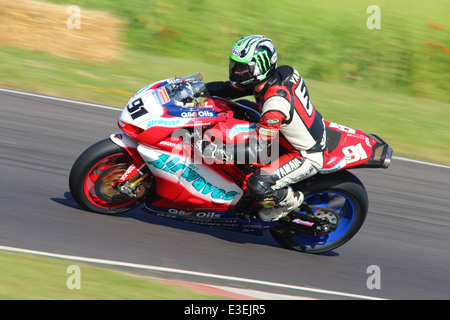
left=270, top=171, right=368, bottom=254
left=69, top=138, right=150, bottom=214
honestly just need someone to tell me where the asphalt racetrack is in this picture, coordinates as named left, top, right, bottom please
left=0, top=88, right=449, bottom=300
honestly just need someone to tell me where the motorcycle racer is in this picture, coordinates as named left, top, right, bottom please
left=203, top=35, right=328, bottom=222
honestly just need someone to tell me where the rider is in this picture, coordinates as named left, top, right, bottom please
left=202, top=35, right=328, bottom=222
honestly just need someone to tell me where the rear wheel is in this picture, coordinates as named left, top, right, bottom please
left=270, top=171, right=368, bottom=254
left=69, top=138, right=151, bottom=214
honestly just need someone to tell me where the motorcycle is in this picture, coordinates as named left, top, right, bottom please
left=69, top=73, right=393, bottom=254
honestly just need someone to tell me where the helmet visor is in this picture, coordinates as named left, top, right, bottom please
left=229, top=59, right=256, bottom=86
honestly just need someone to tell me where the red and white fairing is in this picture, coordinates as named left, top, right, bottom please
left=115, top=74, right=259, bottom=208
left=114, top=73, right=392, bottom=211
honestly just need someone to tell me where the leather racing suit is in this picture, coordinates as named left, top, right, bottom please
left=206, top=65, right=328, bottom=209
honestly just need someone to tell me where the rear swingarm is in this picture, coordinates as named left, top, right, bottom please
left=272, top=203, right=339, bottom=237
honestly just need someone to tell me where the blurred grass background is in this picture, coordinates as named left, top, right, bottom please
left=40, top=0, right=450, bottom=101
left=1, top=0, right=449, bottom=166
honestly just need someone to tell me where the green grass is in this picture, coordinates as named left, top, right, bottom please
left=0, top=45, right=226, bottom=107
left=0, top=251, right=226, bottom=299
left=307, top=80, right=450, bottom=165
left=41, top=0, right=450, bottom=103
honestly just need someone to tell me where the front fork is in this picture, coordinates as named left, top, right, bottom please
left=110, top=132, right=149, bottom=198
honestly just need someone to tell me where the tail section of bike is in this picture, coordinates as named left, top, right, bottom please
left=322, top=121, right=393, bottom=173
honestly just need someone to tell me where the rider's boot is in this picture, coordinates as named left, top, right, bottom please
left=258, top=187, right=304, bottom=222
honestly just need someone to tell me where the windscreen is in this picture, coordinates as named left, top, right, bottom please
left=163, top=73, right=210, bottom=108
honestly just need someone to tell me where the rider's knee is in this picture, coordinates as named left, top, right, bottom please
left=247, top=171, right=287, bottom=205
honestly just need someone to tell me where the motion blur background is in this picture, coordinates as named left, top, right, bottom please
left=1, top=0, right=449, bottom=164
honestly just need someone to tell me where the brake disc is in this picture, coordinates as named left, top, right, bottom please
left=94, top=164, right=131, bottom=204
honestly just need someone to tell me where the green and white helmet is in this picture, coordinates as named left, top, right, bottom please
left=229, top=35, right=278, bottom=88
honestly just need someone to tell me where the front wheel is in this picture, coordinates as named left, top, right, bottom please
left=69, top=138, right=151, bottom=214
left=270, top=171, right=368, bottom=254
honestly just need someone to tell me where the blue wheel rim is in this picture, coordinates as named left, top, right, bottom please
left=292, top=191, right=357, bottom=247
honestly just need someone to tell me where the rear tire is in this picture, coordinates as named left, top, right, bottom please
left=69, top=138, right=150, bottom=214
left=270, top=171, right=368, bottom=254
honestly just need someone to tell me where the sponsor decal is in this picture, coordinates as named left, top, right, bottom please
left=147, top=207, right=239, bottom=226
left=119, top=164, right=137, bottom=182
left=180, top=110, right=216, bottom=118
left=168, top=110, right=217, bottom=118
left=158, top=140, right=183, bottom=150
left=146, top=154, right=239, bottom=201
left=257, top=126, right=277, bottom=137
left=329, top=122, right=356, bottom=134
left=273, top=157, right=304, bottom=179
left=158, top=87, right=170, bottom=103
left=229, top=123, right=257, bottom=138
left=167, top=208, right=221, bottom=218
left=292, top=218, right=315, bottom=227
left=146, top=118, right=181, bottom=128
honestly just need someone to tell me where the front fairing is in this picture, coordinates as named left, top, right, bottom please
left=119, top=73, right=217, bottom=131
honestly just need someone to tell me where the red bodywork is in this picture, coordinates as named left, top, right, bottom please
left=117, top=94, right=392, bottom=210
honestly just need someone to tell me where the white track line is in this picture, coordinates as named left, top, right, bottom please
left=0, top=87, right=120, bottom=111
left=0, top=245, right=384, bottom=300
left=391, top=156, right=450, bottom=169
left=1, top=87, right=448, bottom=169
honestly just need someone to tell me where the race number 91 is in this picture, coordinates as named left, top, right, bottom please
left=342, top=142, right=368, bottom=164
left=127, top=98, right=148, bottom=120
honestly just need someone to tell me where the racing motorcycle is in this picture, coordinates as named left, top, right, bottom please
left=69, top=73, right=393, bottom=254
